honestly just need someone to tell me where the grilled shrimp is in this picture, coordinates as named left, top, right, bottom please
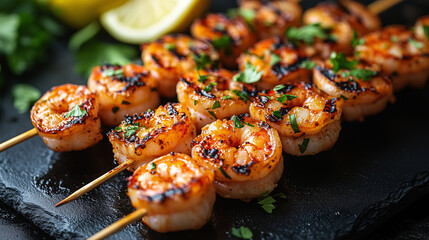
left=301, top=1, right=380, bottom=59
left=355, top=26, right=429, bottom=91
left=313, top=59, right=393, bottom=121
left=128, top=153, right=215, bottom=232
left=238, top=0, right=302, bottom=39
left=30, top=84, right=102, bottom=152
left=249, top=82, right=343, bottom=156
left=108, top=103, right=197, bottom=171
left=88, top=63, right=160, bottom=126
left=191, top=13, right=257, bottom=68
left=141, top=34, right=219, bottom=98
left=191, top=114, right=283, bottom=199
left=177, top=69, right=257, bottom=130
left=414, top=15, right=429, bottom=43
left=237, top=37, right=312, bottom=90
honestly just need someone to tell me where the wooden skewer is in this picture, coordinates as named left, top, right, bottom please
left=87, top=208, right=147, bottom=240
left=368, top=0, right=404, bottom=15
left=56, top=159, right=134, bottom=207
left=0, top=128, right=37, bottom=152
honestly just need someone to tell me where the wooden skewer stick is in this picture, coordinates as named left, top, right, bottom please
left=87, top=208, right=147, bottom=240
left=0, top=128, right=37, bottom=152
left=368, top=0, right=404, bottom=15
left=56, top=159, right=134, bottom=207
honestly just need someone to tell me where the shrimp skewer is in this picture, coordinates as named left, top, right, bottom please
left=313, top=56, right=394, bottom=121
left=142, top=34, right=219, bottom=98
left=191, top=114, right=283, bottom=199
left=250, top=82, right=343, bottom=156
left=88, top=63, right=160, bottom=126
left=177, top=69, right=257, bottom=130
left=237, top=37, right=312, bottom=90
left=89, top=153, right=215, bottom=239
left=30, top=84, right=103, bottom=152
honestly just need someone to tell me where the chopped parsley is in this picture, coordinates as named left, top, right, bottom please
left=300, top=60, right=316, bottom=69
left=423, top=26, right=429, bottom=40
left=198, top=74, right=210, bottom=83
left=64, top=105, right=87, bottom=118
left=12, top=84, right=41, bottom=113
left=103, top=68, right=124, bottom=77
left=286, top=23, right=330, bottom=45
left=330, top=52, right=358, bottom=72
left=219, top=166, right=231, bottom=179
left=232, top=90, right=251, bottom=102
left=194, top=100, right=198, bottom=105
left=231, top=226, right=253, bottom=239
left=164, top=43, right=175, bottom=50
left=272, top=110, right=282, bottom=118
left=212, top=100, right=221, bottom=109
left=222, top=95, right=232, bottom=100
left=244, top=122, right=255, bottom=127
left=212, top=35, right=232, bottom=53
left=208, top=110, right=217, bottom=119
left=273, top=84, right=286, bottom=91
left=204, top=82, right=216, bottom=92
left=232, top=115, right=244, bottom=128
left=112, top=106, right=119, bottom=113
left=123, top=123, right=141, bottom=138
left=277, top=94, right=297, bottom=103
left=270, top=53, right=281, bottom=66
left=150, top=162, right=156, bottom=170
left=194, top=53, right=212, bottom=70
left=351, top=30, right=365, bottom=47
left=409, top=38, right=423, bottom=49
left=298, top=138, right=310, bottom=154
left=233, top=62, right=262, bottom=84
left=257, top=191, right=287, bottom=213
left=289, top=114, right=300, bottom=133
left=340, top=69, right=377, bottom=81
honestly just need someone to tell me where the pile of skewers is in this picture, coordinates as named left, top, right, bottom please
left=1, top=0, right=429, bottom=239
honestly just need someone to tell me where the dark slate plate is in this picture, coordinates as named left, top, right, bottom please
left=1, top=0, right=429, bottom=239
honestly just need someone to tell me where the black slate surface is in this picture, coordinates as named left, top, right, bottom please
left=1, top=0, right=429, bottom=239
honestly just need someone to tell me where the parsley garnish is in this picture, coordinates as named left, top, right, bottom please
left=423, top=26, right=429, bottom=40
left=277, top=94, right=297, bottom=103
left=298, top=138, right=310, bottom=154
left=198, top=74, right=210, bottom=83
left=212, top=100, right=221, bottom=109
left=340, top=95, right=348, bottom=100
left=112, top=106, right=119, bottom=113
left=233, top=63, right=262, bottom=84
left=222, top=95, right=232, bottom=100
left=409, top=38, right=423, bottom=49
left=232, top=90, right=251, bottom=102
left=232, top=115, right=244, bottom=128
left=194, top=100, right=198, bottom=105
left=272, top=110, right=282, bottom=118
left=64, top=105, right=87, bottom=118
left=231, top=226, right=253, bottom=239
left=219, top=166, right=231, bottom=179
left=208, top=110, right=217, bottom=119
left=330, top=52, right=358, bottom=72
left=212, top=35, right=232, bottom=53
left=289, top=114, right=300, bottom=133
left=150, top=162, right=156, bottom=170
left=270, top=53, right=281, bottom=66
left=204, top=82, right=216, bottom=92
left=286, top=23, right=329, bottom=45
left=164, top=43, right=175, bottom=50
left=103, top=68, right=124, bottom=77
left=341, top=69, right=377, bottom=81
left=257, top=191, right=287, bottom=213
left=123, top=123, right=141, bottom=138
left=12, top=84, right=41, bottom=113
left=351, top=30, right=365, bottom=47
left=300, top=60, right=316, bottom=69
left=244, top=122, right=255, bottom=127
left=194, top=53, right=212, bottom=70
left=273, top=84, right=285, bottom=91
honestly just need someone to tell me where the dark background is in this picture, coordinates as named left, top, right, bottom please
left=1, top=0, right=429, bottom=239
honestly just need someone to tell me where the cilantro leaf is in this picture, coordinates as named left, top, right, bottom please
left=277, top=94, right=297, bottom=103
left=257, top=191, right=287, bottom=213
left=330, top=52, right=358, bottom=72
left=341, top=69, right=377, bottom=81
left=164, top=43, right=175, bottom=50
left=219, top=166, right=231, bottom=179
left=231, top=226, right=253, bottom=239
left=409, top=38, right=423, bottom=49
left=270, top=53, right=281, bottom=66
left=208, top=110, right=217, bottom=119
left=0, top=14, right=20, bottom=55
left=212, top=35, right=232, bottom=54
left=122, top=123, right=141, bottom=138
left=233, top=63, right=262, bottom=84
left=286, top=23, right=329, bottom=45
left=298, top=138, right=310, bottom=154
left=272, top=110, right=282, bottom=118
left=244, top=122, right=255, bottom=127
left=193, top=53, right=212, bottom=70
left=289, top=114, right=300, bottom=133
left=75, top=40, right=137, bottom=77
left=232, top=90, right=251, bottom=102
left=300, top=60, right=316, bottom=69
left=423, top=26, right=429, bottom=40
left=222, top=95, right=232, bottom=100
left=232, top=115, right=244, bottom=128
left=103, top=68, right=124, bottom=78
left=351, top=30, right=365, bottom=47
left=391, top=35, right=398, bottom=43
left=150, top=163, right=156, bottom=170
left=273, top=84, right=285, bottom=91
left=64, top=105, right=87, bottom=118
left=212, top=100, right=221, bottom=109
left=12, top=84, right=41, bottom=113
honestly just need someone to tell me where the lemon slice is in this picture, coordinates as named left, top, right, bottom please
left=100, top=0, right=210, bottom=44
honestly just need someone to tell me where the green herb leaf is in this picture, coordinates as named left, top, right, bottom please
left=272, top=110, right=282, bottom=118
left=112, top=106, right=119, bottom=113
left=300, top=60, right=316, bottom=69
left=76, top=40, right=137, bottom=77
left=391, top=35, right=398, bottom=43
left=64, top=104, right=87, bottom=118
left=232, top=90, right=251, bottom=102
left=298, top=138, right=310, bottom=154
left=340, top=95, right=348, bottom=100
left=194, top=100, right=198, bottom=105
left=270, top=53, right=281, bottom=66
left=212, top=100, right=221, bottom=109
left=233, top=63, right=262, bottom=84
left=409, top=38, right=423, bottom=49
left=103, top=68, right=124, bottom=77
left=208, top=110, right=217, bottom=119
left=351, top=30, right=365, bottom=47
left=193, top=53, right=212, bottom=70
left=198, top=74, right=210, bottom=83
left=12, top=84, right=41, bottom=113
left=277, top=94, right=297, bottom=103
left=257, top=192, right=286, bottom=213
left=0, top=14, right=20, bottom=55
left=69, top=22, right=100, bottom=51
left=341, top=69, right=377, bottom=81
left=204, top=84, right=214, bottom=92
left=273, top=84, right=286, bottom=91
left=330, top=52, right=358, bottom=72
left=212, top=35, right=231, bottom=53
left=289, top=114, right=300, bottom=133
left=244, top=122, right=255, bottom=127
left=219, top=166, right=231, bottom=179
left=123, top=123, right=140, bottom=138
left=231, top=226, right=253, bottom=239
left=423, top=26, right=429, bottom=40
left=232, top=115, right=244, bottom=128
left=222, top=95, right=232, bottom=100
left=164, top=43, right=175, bottom=50
left=286, top=23, right=329, bottom=45
left=150, top=163, right=156, bottom=170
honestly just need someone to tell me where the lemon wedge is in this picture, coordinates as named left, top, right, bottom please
left=100, top=0, right=210, bottom=44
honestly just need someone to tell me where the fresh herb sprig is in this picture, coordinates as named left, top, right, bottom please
left=286, top=23, right=330, bottom=45
left=257, top=191, right=287, bottom=213
left=231, top=226, right=253, bottom=239
left=233, top=63, right=262, bottom=84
